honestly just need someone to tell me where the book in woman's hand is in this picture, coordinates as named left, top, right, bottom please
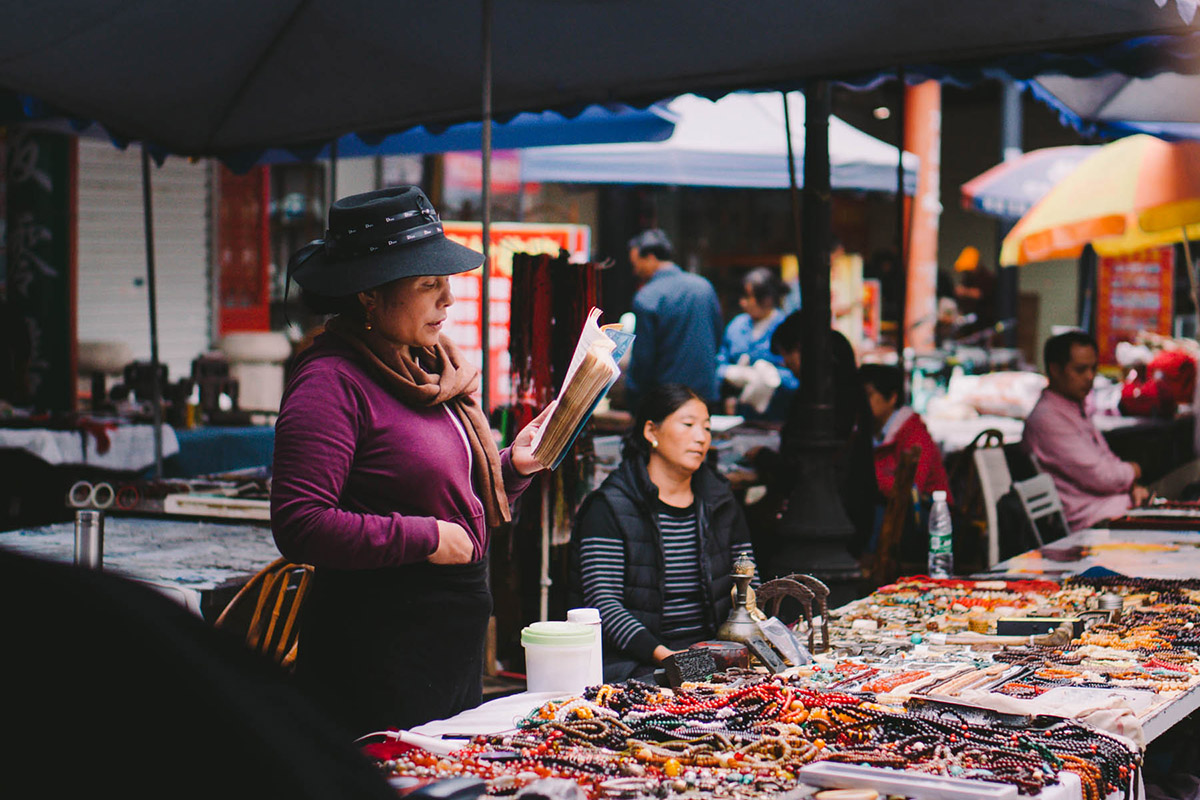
left=531, top=308, right=633, bottom=470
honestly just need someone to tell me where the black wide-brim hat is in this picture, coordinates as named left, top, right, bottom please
left=288, top=185, right=484, bottom=297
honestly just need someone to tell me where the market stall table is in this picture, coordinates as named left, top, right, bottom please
left=986, top=528, right=1200, bottom=581
left=0, top=422, right=182, bottom=529
left=368, top=572, right=1200, bottom=800
left=0, top=516, right=277, bottom=619
left=372, top=684, right=1113, bottom=800
left=167, top=424, right=275, bottom=478
left=0, top=422, right=179, bottom=470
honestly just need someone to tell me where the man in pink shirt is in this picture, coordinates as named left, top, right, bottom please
left=1022, top=331, right=1149, bottom=531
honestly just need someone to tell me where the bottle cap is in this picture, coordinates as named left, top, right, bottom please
left=932, top=490, right=947, bottom=501
left=567, top=608, right=601, bottom=625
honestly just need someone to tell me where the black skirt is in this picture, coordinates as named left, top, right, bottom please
left=296, top=559, right=492, bottom=735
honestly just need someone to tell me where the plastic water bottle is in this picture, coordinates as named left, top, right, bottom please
left=927, top=490, right=954, bottom=579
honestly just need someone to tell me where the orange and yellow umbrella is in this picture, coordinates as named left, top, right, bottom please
left=1000, top=134, right=1200, bottom=266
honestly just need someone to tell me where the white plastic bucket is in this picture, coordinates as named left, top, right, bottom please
left=520, top=621, right=594, bottom=694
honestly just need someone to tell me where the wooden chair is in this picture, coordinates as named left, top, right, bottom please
left=867, top=445, right=922, bottom=587
left=1012, top=473, right=1070, bottom=546
left=215, top=558, right=313, bottom=670
left=754, top=573, right=831, bottom=653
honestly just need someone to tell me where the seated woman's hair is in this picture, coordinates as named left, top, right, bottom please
left=301, top=289, right=365, bottom=322
left=858, top=363, right=906, bottom=405
left=623, top=383, right=706, bottom=461
left=743, top=267, right=785, bottom=310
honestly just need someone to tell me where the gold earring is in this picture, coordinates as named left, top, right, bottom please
left=364, top=318, right=373, bottom=331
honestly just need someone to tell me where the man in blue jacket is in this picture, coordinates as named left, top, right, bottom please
left=625, top=229, right=723, bottom=408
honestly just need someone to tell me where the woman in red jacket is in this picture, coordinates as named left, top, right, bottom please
left=858, top=364, right=951, bottom=501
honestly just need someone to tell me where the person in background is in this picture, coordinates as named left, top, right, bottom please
left=717, top=267, right=798, bottom=419
left=748, top=313, right=877, bottom=555
left=859, top=363, right=951, bottom=501
left=625, top=229, right=723, bottom=409
left=1022, top=330, right=1149, bottom=531
left=952, top=245, right=996, bottom=337
left=568, top=384, right=756, bottom=681
left=271, top=186, right=550, bottom=735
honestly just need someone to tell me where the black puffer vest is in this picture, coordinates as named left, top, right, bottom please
left=567, top=457, right=744, bottom=678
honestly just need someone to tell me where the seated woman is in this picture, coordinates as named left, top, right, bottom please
left=568, top=384, right=756, bottom=681
left=858, top=364, right=951, bottom=501
left=716, top=267, right=797, bottom=419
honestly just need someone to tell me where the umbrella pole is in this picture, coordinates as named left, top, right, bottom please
left=895, top=69, right=907, bottom=354
left=480, top=0, right=493, bottom=417
left=782, top=92, right=802, bottom=265
left=329, top=138, right=338, bottom=208
left=772, top=80, right=858, bottom=592
left=140, top=146, right=164, bottom=479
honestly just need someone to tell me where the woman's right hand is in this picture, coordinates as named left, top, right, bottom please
left=652, top=645, right=677, bottom=664
left=429, top=521, right=475, bottom=564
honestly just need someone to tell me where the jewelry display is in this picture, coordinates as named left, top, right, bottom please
left=362, top=574, right=1200, bottom=799
left=369, top=677, right=1140, bottom=800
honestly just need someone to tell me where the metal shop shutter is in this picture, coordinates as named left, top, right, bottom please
left=76, top=138, right=211, bottom=383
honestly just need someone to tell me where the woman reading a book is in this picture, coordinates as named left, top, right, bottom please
left=270, top=186, right=550, bottom=735
left=568, top=383, right=757, bottom=681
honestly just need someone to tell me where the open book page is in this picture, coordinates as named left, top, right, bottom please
left=530, top=308, right=633, bottom=470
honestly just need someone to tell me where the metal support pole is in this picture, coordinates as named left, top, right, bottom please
left=480, top=0, right=493, bottom=416
left=539, top=478, right=552, bottom=621
left=772, top=81, right=858, bottom=595
left=141, top=146, right=164, bottom=479
left=895, top=69, right=908, bottom=354
left=782, top=93, right=802, bottom=266
left=997, top=80, right=1023, bottom=348
left=798, top=83, right=834, bottom=441
left=329, top=138, right=339, bottom=208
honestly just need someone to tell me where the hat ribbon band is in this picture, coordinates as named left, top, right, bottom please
left=325, top=219, right=444, bottom=259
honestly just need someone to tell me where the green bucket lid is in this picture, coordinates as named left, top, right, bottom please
left=520, top=621, right=594, bottom=647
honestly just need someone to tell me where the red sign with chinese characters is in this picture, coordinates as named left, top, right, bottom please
left=217, top=166, right=271, bottom=334
left=441, top=222, right=590, bottom=409
left=1096, top=246, right=1174, bottom=366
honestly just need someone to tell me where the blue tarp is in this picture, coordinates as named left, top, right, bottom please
left=251, top=104, right=677, bottom=168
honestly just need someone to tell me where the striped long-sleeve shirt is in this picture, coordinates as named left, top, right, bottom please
left=579, top=499, right=757, bottom=655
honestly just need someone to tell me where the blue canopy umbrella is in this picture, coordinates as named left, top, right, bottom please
left=960, top=144, right=1099, bottom=220
left=248, top=104, right=677, bottom=168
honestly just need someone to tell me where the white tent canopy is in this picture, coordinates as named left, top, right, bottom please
left=520, top=92, right=918, bottom=193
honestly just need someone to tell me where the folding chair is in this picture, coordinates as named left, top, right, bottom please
left=215, top=558, right=314, bottom=670
left=973, top=444, right=1013, bottom=568
left=1011, top=473, right=1070, bottom=547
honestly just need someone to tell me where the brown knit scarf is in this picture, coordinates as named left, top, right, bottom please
left=325, top=315, right=511, bottom=527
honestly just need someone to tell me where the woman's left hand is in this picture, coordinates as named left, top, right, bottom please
left=509, top=403, right=555, bottom=476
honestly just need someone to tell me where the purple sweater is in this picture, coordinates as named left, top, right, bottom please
left=271, top=334, right=532, bottom=568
